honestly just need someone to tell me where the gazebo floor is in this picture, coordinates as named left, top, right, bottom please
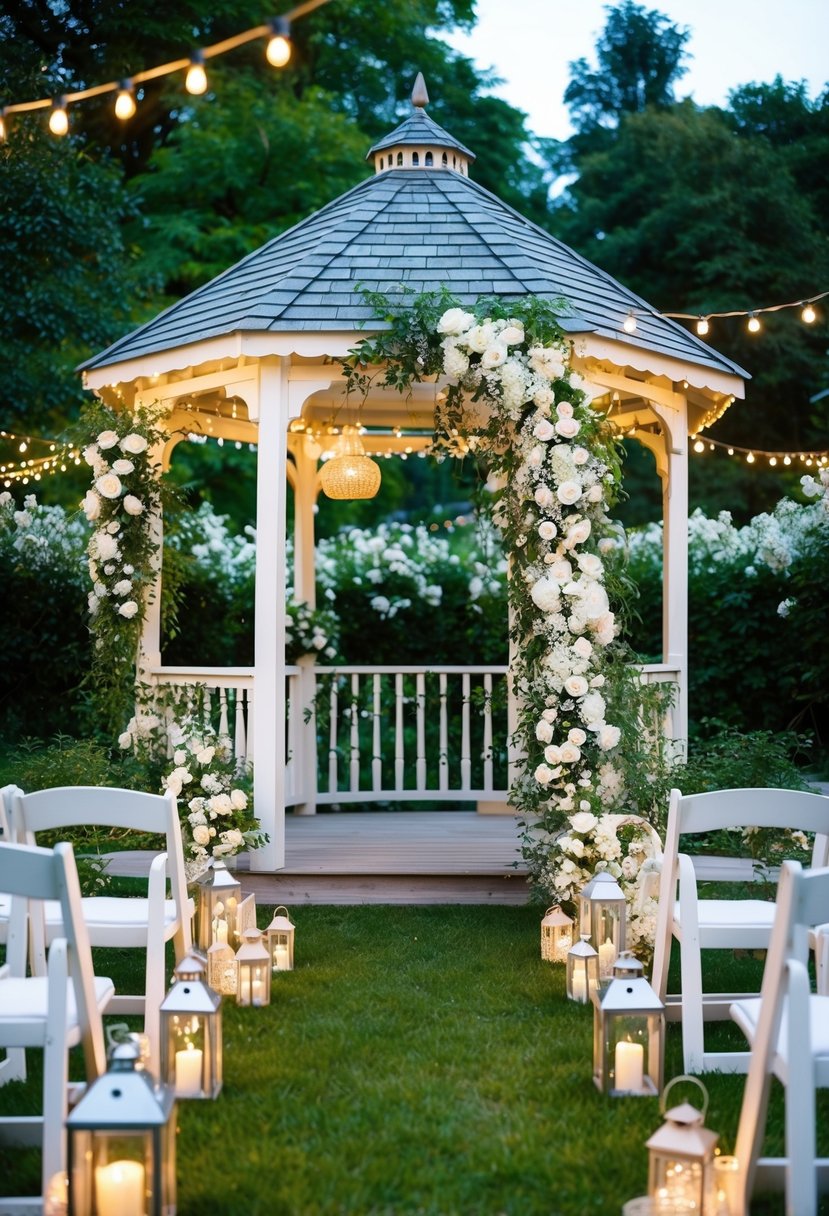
left=107, top=811, right=530, bottom=905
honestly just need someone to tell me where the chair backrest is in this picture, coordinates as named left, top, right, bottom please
left=0, top=840, right=106, bottom=1077
left=12, top=786, right=191, bottom=951
left=0, top=784, right=19, bottom=842
left=665, top=787, right=829, bottom=870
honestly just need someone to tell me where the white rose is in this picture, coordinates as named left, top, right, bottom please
left=572, top=637, right=592, bottom=659
left=570, top=811, right=598, bottom=834
left=557, top=480, right=582, bottom=505
left=465, top=322, right=496, bottom=353
left=581, top=691, right=607, bottom=725
left=559, top=742, right=582, bottom=764
left=123, top=495, right=144, bottom=516
left=111, top=458, right=135, bottom=475
left=549, top=559, right=572, bottom=583
left=587, top=484, right=604, bottom=502
left=174, top=750, right=187, bottom=765
left=118, top=600, right=139, bottom=619
left=599, top=724, right=622, bottom=751
left=577, top=553, right=604, bottom=579
left=526, top=445, right=545, bottom=469
left=565, top=520, right=592, bottom=548
left=534, top=763, right=554, bottom=785
left=112, top=579, right=132, bottom=597
left=192, top=825, right=211, bottom=846
left=542, top=707, right=558, bottom=722
left=82, top=491, right=102, bottom=521
left=165, top=773, right=183, bottom=796
left=536, top=720, right=554, bottom=744
left=210, top=794, right=233, bottom=815
left=533, top=418, right=556, bottom=442
left=437, top=308, right=475, bottom=336
left=120, top=433, right=148, bottom=455
left=481, top=344, right=508, bottom=369
left=96, top=473, right=123, bottom=499
left=534, top=485, right=554, bottom=509
left=573, top=446, right=590, bottom=465
left=556, top=402, right=574, bottom=419
left=568, top=728, right=587, bottom=746
left=538, top=521, right=558, bottom=541
left=118, top=731, right=133, bottom=749
left=533, top=387, right=554, bottom=412
left=555, top=417, right=581, bottom=439
left=197, top=746, right=216, bottom=765
left=544, top=744, right=562, bottom=765
left=501, top=324, right=525, bottom=345
left=564, top=675, right=588, bottom=698
left=530, top=577, right=561, bottom=613
left=188, top=810, right=208, bottom=827
left=230, top=789, right=248, bottom=810
left=221, top=828, right=244, bottom=849
left=97, top=430, right=120, bottom=449
left=83, top=443, right=101, bottom=467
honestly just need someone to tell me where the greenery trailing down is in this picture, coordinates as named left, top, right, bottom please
left=1, top=905, right=826, bottom=1215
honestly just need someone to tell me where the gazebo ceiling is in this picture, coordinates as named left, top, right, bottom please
left=81, top=76, right=747, bottom=406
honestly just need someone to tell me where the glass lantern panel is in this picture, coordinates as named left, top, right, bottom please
left=238, top=961, right=270, bottom=1006
left=601, top=1013, right=661, bottom=1096
left=89, top=1130, right=155, bottom=1216
left=207, top=943, right=238, bottom=996
left=594, top=906, right=624, bottom=976
left=270, top=931, right=291, bottom=970
left=651, top=1154, right=704, bottom=1212
left=567, top=953, right=598, bottom=1003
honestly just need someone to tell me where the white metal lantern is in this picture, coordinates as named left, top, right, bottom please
left=235, top=927, right=271, bottom=1007
left=159, top=954, right=222, bottom=1100
left=207, top=940, right=238, bottom=997
left=195, top=859, right=241, bottom=951
left=566, top=935, right=599, bottom=1004
left=320, top=425, right=382, bottom=500
left=67, top=1040, right=176, bottom=1216
left=578, top=868, right=627, bottom=979
left=265, top=905, right=295, bottom=971
left=647, top=1076, right=719, bottom=1214
left=592, top=952, right=664, bottom=1097
left=540, top=905, right=573, bottom=963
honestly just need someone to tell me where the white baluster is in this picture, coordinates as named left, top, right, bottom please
left=372, top=674, right=382, bottom=791
left=483, top=673, right=493, bottom=791
left=461, top=672, right=471, bottom=790
left=350, top=673, right=361, bottom=792
left=416, top=671, right=426, bottom=791
left=328, top=679, right=339, bottom=793
left=395, top=673, right=405, bottom=791
left=235, top=688, right=247, bottom=764
left=439, top=672, right=448, bottom=792
left=246, top=686, right=255, bottom=763
left=218, top=688, right=229, bottom=738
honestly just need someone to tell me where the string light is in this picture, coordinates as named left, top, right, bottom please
left=622, top=311, right=637, bottom=334
left=695, top=317, right=709, bottom=336
left=746, top=313, right=761, bottom=334
left=185, top=53, right=208, bottom=96
left=114, top=80, right=137, bottom=120
left=48, top=98, right=69, bottom=136
left=663, top=290, right=828, bottom=337
left=0, top=0, right=333, bottom=138
left=690, top=434, right=829, bottom=468
left=801, top=303, right=817, bottom=324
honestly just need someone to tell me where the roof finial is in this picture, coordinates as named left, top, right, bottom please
left=411, top=72, right=429, bottom=109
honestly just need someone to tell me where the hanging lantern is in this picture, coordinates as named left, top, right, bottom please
left=578, top=868, right=627, bottom=979
left=235, top=927, right=271, bottom=1007
left=592, top=953, right=664, bottom=1097
left=265, top=905, right=295, bottom=971
left=159, top=954, right=222, bottom=1100
left=195, top=859, right=241, bottom=951
left=566, top=935, right=600, bottom=1004
left=646, top=1076, right=720, bottom=1213
left=540, top=905, right=573, bottom=963
left=67, top=1040, right=176, bottom=1216
left=207, top=940, right=239, bottom=997
left=319, top=425, right=381, bottom=500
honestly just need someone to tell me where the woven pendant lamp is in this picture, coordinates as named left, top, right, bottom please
left=320, top=425, right=382, bottom=500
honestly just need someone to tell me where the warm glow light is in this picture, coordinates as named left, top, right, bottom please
left=769, top=456, right=777, bottom=466
left=186, top=57, right=208, bottom=95
left=783, top=455, right=791, bottom=465
left=693, top=440, right=705, bottom=453
left=696, top=317, right=709, bottom=336
left=746, top=452, right=755, bottom=463
left=622, top=312, right=637, bottom=334
left=49, top=100, right=68, bottom=136
left=114, top=82, right=136, bottom=120
left=727, top=448, right=734, bottom=456
left=801, top=303, right=817, bottom=324
left=266, top=18, right=292, bottom=67
left=747, top=314, right=761, bottom=333
left=0, top=111, right=6, bottom=142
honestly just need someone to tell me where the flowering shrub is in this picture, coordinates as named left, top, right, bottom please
left=286, top=600, right=339, bottom=662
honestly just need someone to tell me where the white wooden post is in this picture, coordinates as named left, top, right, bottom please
left=251, top=358, right=289, bottom=871
left=290, top=432, right=320, bottom=815
left=663, top=416, right=689, bottom=748
left=137, top=439, right=166, bottom=677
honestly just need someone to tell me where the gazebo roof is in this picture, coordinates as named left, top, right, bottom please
left=82, top=81, right=747, bottom=384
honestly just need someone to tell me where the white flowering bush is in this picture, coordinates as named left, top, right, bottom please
left=285, top=600, right=339, bottom=662
left=542, top=811, right=663, bottom=961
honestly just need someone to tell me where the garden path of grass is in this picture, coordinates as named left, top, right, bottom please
left=2, top=904, right=828, bottom=1215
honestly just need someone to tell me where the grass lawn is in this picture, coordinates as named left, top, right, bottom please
left=1, top=904, right=827, bottom=1215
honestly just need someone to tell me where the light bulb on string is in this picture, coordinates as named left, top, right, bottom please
left=114, top=80, right=137, bottom=120
left=746, top=452, right=755, bottom=463
left=783, top=455, right=791, bottom=465
left=48, top=98, right=69, bottom=136
left=0, top=109, right=7, bottom=143
left=622, top=311, right=637, bottom=334
left=186, top=53, right=208, bottom=95
left=747, top=313, right=761, bottom=334
left=696, top=317, right=709, bottom=336
left=693, top=439, right=705, bottom=453
left=266, top=18, right=292, bottom=67
left=769, top=456, right=777, bottom=466
left=801, top=303, right=817, bottom=324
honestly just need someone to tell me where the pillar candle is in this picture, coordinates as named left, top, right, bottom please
left=95, top=1160, right=145, bottom=1216
left=614, top=1040, right=644, bottom=1091
left=175, top=1043, right=203, bottom=1097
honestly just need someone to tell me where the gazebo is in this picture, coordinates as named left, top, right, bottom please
left=81, top=77, right=746, bottom=872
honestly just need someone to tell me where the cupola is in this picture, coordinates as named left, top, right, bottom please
left=367, top=72, right=475, bottom=176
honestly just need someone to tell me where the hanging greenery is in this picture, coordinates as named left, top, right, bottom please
left=343, top=290, right=671, bottom=904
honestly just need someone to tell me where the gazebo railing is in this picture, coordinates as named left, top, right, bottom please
left=146, top=662, right=680, bottom=810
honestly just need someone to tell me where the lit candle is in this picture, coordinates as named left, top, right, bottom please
left=614, top=1040, right=644, bottom=1092
left=95, top=1160, right=145, bottom=1216
left=251, top=978, right=264, bottom=1006
left=174, top=1043, right=203, bottom=1097
left=571, top=966, right=587, bottom=1002
left=555, top=934, right=572, bottom=963
left=215, top=919, right=228, bottom=945
left=273, top=945, right=289, bottom=971
left=598, top=937, right=616, bottom=977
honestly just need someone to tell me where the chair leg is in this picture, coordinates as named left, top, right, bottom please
left=0, top=1048, right=28, bottom=1084
left=42, top=940, right=70, bottom=1198
left=679, top=926, right=706, bottom=1073
left=786, top=964, right=817, bottom=1216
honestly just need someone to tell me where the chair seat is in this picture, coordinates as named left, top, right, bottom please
left=42, top=895, right=194, bottom=946
left=731, top=994, right=829, bottom=1071
left=0, top=976, right=114, bottom=1046
left=675, top=898, right=776, bottom=942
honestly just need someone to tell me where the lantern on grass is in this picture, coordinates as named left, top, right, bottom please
left=235, top=927, right=271, bottom=1006
left=159, top=954, right=222, bottom=1099
left=566, top=935, right=599, bottom=1003
left=592, top=953, right=664, bottom=1097
left=207, top=940, right=238, bottom=997
left=195, top=859, right=241, bottom=951
left=67, top=1040, right=175, bottom=1216
left=266, top=905, right=295, bottom=971
left=578, top=869, right=626, bottom=979
left=541, top=905, right=573, bottom=962
left=646, top=1076, right=719, bottom=1214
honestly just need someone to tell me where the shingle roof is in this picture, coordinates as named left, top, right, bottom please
left=82, top=134, right=746, bottom=380
left=367, top=109, right=475, bottom=160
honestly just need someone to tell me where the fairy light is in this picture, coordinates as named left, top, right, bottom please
left=0, top=110, right=6, bottom=142
left=801, top=303, right=817, bottom=324
left=114, top=80, right=137, bottom=120
left=622, top=311, right=637, bottom=334
left=747, top=313, right=761, bottom=334
left=746, top=451, right=756, bottom=463
left=690, top=434, right=829, bottom=468
left=266, top=18, right=292, bottom=67
left=185, top=53, right=208, bottom=95
left=48, top=98, right=69, bottom=136
left=666, top=290, right=828, bottom=335
left=695, top=317, right=709, bottom=336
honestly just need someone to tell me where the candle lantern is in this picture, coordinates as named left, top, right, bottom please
left=578, top=868, right=627, bottom=979
left=647, top=1076, right=719, bottom=1214
left=266, top=905, right=295, bottom=971
left=566, top=935, right=599, bottom=1003
left=235, top=927, right=271, bottom=1006
left=159, top=954, right=222, bottom=1099
left=195, top=859, right=241, bottom=951
left=207, top=940, right=238, bottom=997
left=592, top=952, right=664, bottom=1097
left=67, top=1040, right=176, bottom=1216
left=540, top=905, right=573, bottom=963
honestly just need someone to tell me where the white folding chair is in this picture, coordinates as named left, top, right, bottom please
left=0, top=840, right=114, bottom=1209
left=651, top=786, right=829, bottom=1073
left=0, top=784, right=17, bottom=946
left=730, top=860, right=829, bottom=1216
left=12, top=786, right=193, bottom=1077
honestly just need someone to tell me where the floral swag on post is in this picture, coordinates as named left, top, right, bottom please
left=345, top=292, right=669, bottom=955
